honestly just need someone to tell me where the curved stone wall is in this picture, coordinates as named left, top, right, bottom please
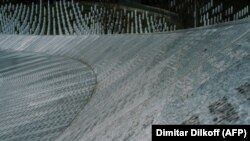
left=0, top=50, right=96, bottom=141
left=0, top=19, right=249, bottom=141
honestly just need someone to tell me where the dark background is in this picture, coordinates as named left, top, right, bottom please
left=1, top=0, right=250, bottom=29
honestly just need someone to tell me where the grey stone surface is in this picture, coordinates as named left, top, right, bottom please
left=0, top=19, right=249, bottom=140
left=0, top=50, right=96, bottom=141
